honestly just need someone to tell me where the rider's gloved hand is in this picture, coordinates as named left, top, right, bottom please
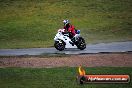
left=62, top=31, right=69, bottom=37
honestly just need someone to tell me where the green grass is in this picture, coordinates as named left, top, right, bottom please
left=0, top=67, right=132, bottom=88
left=0, top=0, right=132, bottom=48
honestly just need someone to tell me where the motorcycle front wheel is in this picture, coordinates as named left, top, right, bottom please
left=54, top=41, right=65, bottom=51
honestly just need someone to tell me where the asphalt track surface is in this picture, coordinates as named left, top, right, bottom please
left=0, top=41, right=132, bottom=56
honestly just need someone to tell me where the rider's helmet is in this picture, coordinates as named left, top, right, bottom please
left=63, top=20, right=70, bottom=26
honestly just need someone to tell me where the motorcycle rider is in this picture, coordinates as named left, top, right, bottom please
left=63, top=20, right=76, bottom=45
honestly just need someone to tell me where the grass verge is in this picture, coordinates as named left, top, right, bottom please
left=0, top=0, right=132, bottom=48
left=0, top=67, right=132, bottom=88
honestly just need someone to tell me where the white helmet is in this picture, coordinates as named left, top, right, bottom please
left=63, top=20, right=70, bottom=26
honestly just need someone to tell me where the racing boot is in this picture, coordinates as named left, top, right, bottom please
left=69, top=41, right=74, bottom=46
left=69, top=37, right=75, bottom=46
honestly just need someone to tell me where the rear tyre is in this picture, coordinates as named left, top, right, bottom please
left=54, top=41, right=65, bottom=51
left=76, top=37, right=86, bottom=50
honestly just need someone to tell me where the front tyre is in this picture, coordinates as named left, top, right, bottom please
left=54, top=41, right=65, bottom=51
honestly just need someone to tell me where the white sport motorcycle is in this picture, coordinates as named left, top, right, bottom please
left=54, top=29, right=86, bottom=51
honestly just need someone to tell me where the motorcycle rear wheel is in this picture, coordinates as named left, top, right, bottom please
left=76, top=37, right=86, bottom=50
